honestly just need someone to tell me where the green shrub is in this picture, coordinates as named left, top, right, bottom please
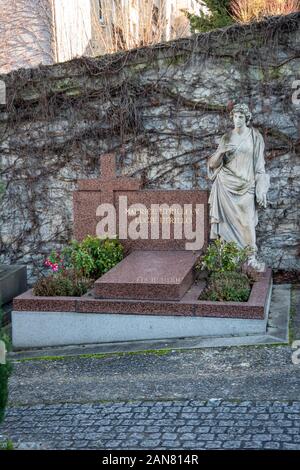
left=0, top=439, right=14, bottom=450
left=37, top=236, right=124, bottom=296
left=183, top=0, right=234, bottom=33
left=0, top=363, right=11, bottom=424
left=197, top=239, right=252, bottom=274
left=0, top=309, right=12, bottom=424
left=199, top=271, right=251, bottom=302
left=62, top=236, right=124, bottom=279
left=33, top=270, right=93, bottom=297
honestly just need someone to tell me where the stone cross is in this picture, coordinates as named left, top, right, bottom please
left=78, top=153, right=142, bottom=204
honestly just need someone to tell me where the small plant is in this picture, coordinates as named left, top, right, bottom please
left=197, top=238, right=252, bottom=274
left=34, top=236, right=124, bottom=297
left=62, top=236, right=124, bottom=279
left=33, top=270, right=92, bottom=297
left=0, top=308, right=12, bottom=424
left=199, top=271, right=251, bottom=302
left=44, top=236, right=124, bottom=279
left=44, top=251, right=65, bottom=273
left=0, top=439, right=14, bottom=450
left=196, top=239, right=253, bottom=302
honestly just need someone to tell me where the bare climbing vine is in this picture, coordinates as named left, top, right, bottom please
left=0, top=12, right=299, bottom=281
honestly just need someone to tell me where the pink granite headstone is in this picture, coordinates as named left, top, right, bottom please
left=74, top=153, right=209, bottom=253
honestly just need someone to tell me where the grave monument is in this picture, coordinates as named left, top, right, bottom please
left=12, top=150, right=272, bottom=348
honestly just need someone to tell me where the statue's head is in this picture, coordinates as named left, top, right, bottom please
left=230, top=103, right=252, bottom=127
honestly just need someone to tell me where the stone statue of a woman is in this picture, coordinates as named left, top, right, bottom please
left=207, top=103, right=270, bottom=271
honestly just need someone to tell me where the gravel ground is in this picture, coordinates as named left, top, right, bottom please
left=5, top=345, right=300, bottom=405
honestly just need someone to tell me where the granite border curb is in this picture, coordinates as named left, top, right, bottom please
left=8, top=284, right=290, bottom=361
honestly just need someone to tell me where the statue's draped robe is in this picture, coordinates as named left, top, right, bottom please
left=207, top=127, right=269, bottom=252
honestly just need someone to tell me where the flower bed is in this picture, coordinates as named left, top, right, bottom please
left=33, top=236, right=124, bottom=297
left=196, top=239, right=261, bottom=302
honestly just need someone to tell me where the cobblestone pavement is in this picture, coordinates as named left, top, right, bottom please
left=1, top=399, right=300, bottom=450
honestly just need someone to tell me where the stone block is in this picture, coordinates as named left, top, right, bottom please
left=0, top=264, right=27, bottom=306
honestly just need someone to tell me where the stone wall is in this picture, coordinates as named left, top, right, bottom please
left=0, top=13, right=299, bottom=281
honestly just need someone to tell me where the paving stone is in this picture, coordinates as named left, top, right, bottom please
left=282, top=443, right=300, bottom=450
left=162, top=433, right=177, bottom=440
left=1, top=399, right=300, bottom=450
left=222, top=441, right=242, bottom=449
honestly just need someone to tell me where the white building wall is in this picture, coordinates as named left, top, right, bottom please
left=0, top=0, right=208, bottom=73
left=0, top=0, right=55, bottom=73
left=53, top=0, right=92, bottom=62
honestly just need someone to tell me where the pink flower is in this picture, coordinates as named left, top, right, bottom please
left=44, top=254, right=64, bottom=273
